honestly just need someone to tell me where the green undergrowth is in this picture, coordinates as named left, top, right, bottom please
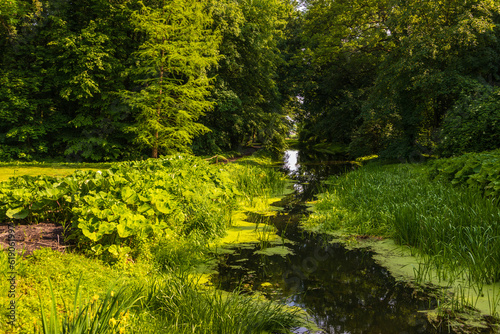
left=427, top=149, right=500, bottom=199
left=304, top=162, right=500, bottom=318
left=0, top=154, right=304, bottom=333
left=0, top=155, right=286, bottom=262
left=0, top=247, right=303, bottom=334
left=233, top=148, right=284, bottom=167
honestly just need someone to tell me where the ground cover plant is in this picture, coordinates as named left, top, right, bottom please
left=303, top=161, right=500, bottom=317
left=0, top=155, right=286, bottom=261
left=0, top=155, right=303, bottom=333
left=426, top=149, right=500, bottom=200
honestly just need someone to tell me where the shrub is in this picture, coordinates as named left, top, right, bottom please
left=438, top=85, right=500, bottom=156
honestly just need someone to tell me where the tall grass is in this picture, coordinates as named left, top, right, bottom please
left=39, top=272, right=303, bottom=334
left=135, top=272, right=302, bottom=334
left=305, top=163, right=500, bottom=285
left=230, top=164, right=286, bottom=198
left=39, top=277, right=141, bottom=334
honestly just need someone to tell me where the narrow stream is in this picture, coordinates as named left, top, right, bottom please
left=212, top=150, right=449, bottom=334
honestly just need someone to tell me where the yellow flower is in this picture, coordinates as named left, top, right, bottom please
left=109, top=318, right=118, bottom=327
left=92, top=294, right=99, bottom=303
left=110, top=291, right=115, bottom=297
left=119, top=327, right=125, bottom=334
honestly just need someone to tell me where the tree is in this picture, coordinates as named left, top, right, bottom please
left=297, top=0, right=391, bottom=147
left=363, top=0, right=500, bottom=158
left=294, top=0, right=500, bottom=158
left=194, top=0, right=293, bottom=155
left=122, top=0, right=220, bottom=158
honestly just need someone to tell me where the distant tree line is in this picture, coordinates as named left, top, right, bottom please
left=2, top=0, right=499, bottom=162
left=0, top=0, right=293, bottom=161
left=291, top=0, right=500, bottom=159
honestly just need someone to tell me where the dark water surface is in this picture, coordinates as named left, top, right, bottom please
left=212, top=150, right=449, bottom=334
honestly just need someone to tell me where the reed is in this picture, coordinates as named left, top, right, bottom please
left=134, top=272, right=303, bottom=333
left=38, top=271, right=302, bottom=334
left=39, top=277, right=141, bottom=334
left=306, top=163, right=500, bottom=286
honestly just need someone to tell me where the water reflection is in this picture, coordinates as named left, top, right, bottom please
left=214, top=230, right=443, bottom=333
left=280, top=150, right=356, bottom=202
left=284, top=150, right=300, bottom=174
left=213, top=150, right=450, bottom=333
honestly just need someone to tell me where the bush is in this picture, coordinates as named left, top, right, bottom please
left=438, top=85, right=500, bottom=156
left=426, top=149, right=500, bottom=200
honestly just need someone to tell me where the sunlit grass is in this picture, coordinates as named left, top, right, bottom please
left=0, top=163, right=110, bottom=182
left=133, top=272, right=303, bottom=333
left=305, top=163, right=500, bottom=285
left=1, top=242, right=303, bottom=334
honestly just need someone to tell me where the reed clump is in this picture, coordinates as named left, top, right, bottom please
left=305, top=163, right=500, bottom=285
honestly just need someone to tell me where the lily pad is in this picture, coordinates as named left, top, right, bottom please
left=254, top=245, right=294, bottom=257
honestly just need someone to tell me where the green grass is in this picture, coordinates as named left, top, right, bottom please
left=0, top=163, right=110, bottom=182
left=305, top=163, right=500, bottom=285
left=0, top=245, right=303, bottom=334
left=133, top=272, right=302, bottom=334
left=1, top=155, right=301, bottom=334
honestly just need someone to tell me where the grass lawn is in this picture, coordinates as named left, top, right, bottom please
left=0, top=163, right=112, bottom=182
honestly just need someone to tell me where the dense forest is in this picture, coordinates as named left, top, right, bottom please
left=1, top=0, right=499, bottom=162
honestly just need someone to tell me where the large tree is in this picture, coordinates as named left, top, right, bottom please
left=294, top=0, right=500, bottom=158
left=362, top=0, right=500, bottom=158
left=123, top=0, right=220, bottom=158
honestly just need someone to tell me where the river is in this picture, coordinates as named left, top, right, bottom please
left=212, top=150, right=451, bottom=334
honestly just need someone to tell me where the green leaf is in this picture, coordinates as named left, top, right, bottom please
left=108, top=244, right=119, bottom=256
left=6, top=207, right=29, bottom=219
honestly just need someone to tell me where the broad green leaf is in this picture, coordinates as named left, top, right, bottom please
left=6, top=207, right=29, bottom=220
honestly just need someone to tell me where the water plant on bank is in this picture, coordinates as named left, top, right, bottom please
left=0, top=155, right=286, bottom=262
left=304, top=163, right=500, bottom=287
left=0, top=245, right=304, bottom=334
left=426, top=148, right=500, bottom=200
left=133, top=272, right=303, bottom=334
left=37, top=272, right=303, bottom=334
left=0, top=153, right=301, bottom=333
left=39, top=277, right=140, bottom=334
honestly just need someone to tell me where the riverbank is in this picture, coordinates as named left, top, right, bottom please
left=302, top=154, right=500, bottom=332
left=0, top=155, right=304, bottom=333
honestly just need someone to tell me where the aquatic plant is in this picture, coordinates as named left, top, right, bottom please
left=135, top=272, right=303, bottom=333
left=305, top=163, right=500, bottom=286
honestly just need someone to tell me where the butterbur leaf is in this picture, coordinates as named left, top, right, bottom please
left=138, top=203, right=154, bottom=216
left=91, top=244, right=103, bottom=255
left=155, top=200, right=171, bottom=214
left=31, top=200, right=48, bottom=211
left=6, top=207, right=29, bottom=220
left=121, top=187, right=138, bottom=205
left=108, top=245, right=131, bottom=257
left=116, top=223, right=132, bottom=238
left=108, top=244, right=119, bottom=256
left=81, top=229, right=98, bottom=242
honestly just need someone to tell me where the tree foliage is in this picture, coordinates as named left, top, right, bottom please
left=194, top=0, right=293, bottom=155
left=296, top=0, right=500, bottom=158
left=0, top=0, right=295, bottom=161
left=123, top=0, right=219, bottom=158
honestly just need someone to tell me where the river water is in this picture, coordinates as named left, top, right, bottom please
left=212, top=150, right=450, bottom=334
